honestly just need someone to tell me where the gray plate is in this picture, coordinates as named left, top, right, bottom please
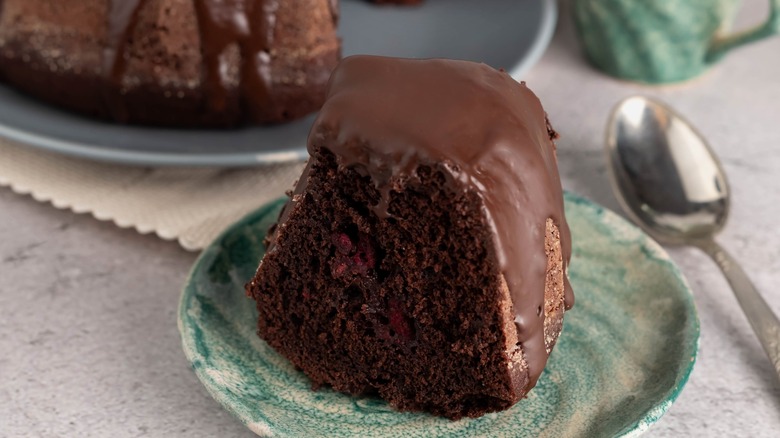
left=0, top=0, right=556, bottom=167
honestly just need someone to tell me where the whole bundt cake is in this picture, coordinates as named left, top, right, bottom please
left=0, top=0, right=341, bottom=126
left=246, top=56, right=574, bottom=419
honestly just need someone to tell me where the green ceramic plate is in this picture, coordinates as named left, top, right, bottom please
left=178, top=193, right=699, bottom=437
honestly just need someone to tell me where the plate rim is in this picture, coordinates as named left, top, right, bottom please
left=178, top=192, right=700, bottom=437
left=0, top=0, right=558, bottom=168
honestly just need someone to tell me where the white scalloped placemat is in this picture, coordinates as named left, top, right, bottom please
left=0, top=138, right=304, bottom=251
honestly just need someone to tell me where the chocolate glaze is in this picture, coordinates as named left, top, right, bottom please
left=104, top=0, right=336, bottom=122
left=306, top=56, right=573, bottom=390
left=192, top=0, right=278, bottom=121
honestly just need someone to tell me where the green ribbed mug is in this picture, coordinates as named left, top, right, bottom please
left=573, top=0, right=780, bottom=83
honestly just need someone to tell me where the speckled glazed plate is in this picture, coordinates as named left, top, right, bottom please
left=0, top=0, right=556, bottom=167
left=178, top=193, right=699, bottom=437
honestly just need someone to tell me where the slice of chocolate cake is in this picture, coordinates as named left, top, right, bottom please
left=246, top=56, right=573, bottom=420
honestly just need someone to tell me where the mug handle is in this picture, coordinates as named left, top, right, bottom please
left=706, top=0, right=780, bottom=62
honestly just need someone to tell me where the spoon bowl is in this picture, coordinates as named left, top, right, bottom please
left=605, top=95, right=780, bottom=379
left=606, top=96, right=730, bottom=245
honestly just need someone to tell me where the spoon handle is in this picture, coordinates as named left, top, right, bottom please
left=697, top=239, right=780, bottom=379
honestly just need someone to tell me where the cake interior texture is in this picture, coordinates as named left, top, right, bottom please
left=246, top=56, right=573, bottom=420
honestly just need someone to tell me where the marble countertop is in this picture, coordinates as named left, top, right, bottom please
left=2, top=3, right=779, bottom=437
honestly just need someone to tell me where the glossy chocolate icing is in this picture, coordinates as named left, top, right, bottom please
left=307, top=55, right=573, bottom=389
left=104, top=0, right=337, bottom=122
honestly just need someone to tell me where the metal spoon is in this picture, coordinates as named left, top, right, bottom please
left=605, top=95, right=780, bottom=378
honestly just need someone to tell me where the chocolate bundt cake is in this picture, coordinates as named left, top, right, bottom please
left=248, top=56, right=573, bottom=420
left=0, top=0, right=340, bottom=126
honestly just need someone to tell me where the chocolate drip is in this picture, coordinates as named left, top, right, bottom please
left=307, top=56, right=573, bottom=390
left=103, top=0, right=148, bottom=121
left=193, top=0, right=278, bottom=121
left=564, top=279, right=575, bottom=310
